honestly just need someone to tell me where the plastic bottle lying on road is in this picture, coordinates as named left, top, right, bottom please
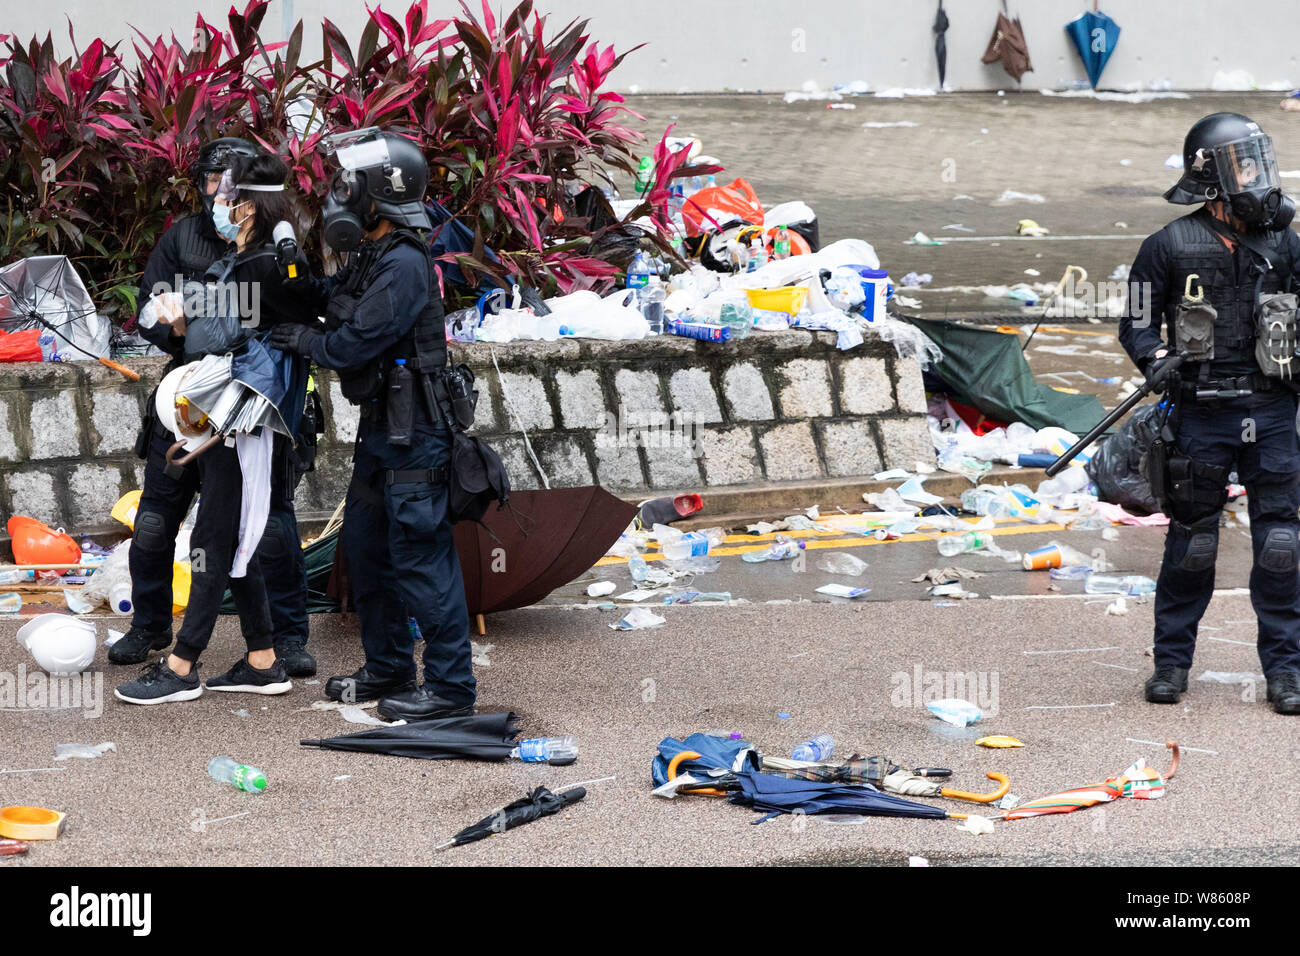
left=208, top=756, right=267, bottom=793
left=791, top=734, right=834, bottom=762
left=660, top=528, right=726, bottom=561
left=817, top=552, right=869, bottom=576
left=511, top=735, right=579, bottom=764
left=0, top=569, right=35, bottom=586
left=1084, top=574, right=1157, bottom=596
left=937, top=531, right=993, bottom=557
left=628, top=555, right=649, bottom=582
left=742, top=535, right=806, bottom=563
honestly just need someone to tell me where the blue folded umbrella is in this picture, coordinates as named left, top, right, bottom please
left=730, top=772, right=949, bottom=821
left=1064, top=9, right=1121, bottom=90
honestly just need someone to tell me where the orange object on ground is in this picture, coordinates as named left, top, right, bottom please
left=7, top=515, right=81, bottom=566
left=0, top=328, right=42, bottom=363
left=0, top=805, right=66, bottom=840
left=681, top=177, right=764, bottom=237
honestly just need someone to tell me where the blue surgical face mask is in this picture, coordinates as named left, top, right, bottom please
left=212, top=201, right=243, bottom=241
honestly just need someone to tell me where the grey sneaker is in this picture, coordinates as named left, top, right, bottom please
left=115, top=658, right=202, bottom=705
left=205, top=656, right=292, bottom=695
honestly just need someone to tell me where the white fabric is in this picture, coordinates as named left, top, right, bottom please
left=231, top=429, right=274, bottom=578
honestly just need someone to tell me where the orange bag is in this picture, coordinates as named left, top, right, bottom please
left=681, top=177, right=764, bottom=237
left=0, top=329, right=42, bottom=363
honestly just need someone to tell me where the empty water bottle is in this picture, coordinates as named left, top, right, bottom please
left=639, top=280, right=666, bottom=334
left=628, top=555, right=649, bottom=582
left=511, top=735, right=579, bottom=764
left=0, top=569, right=34, bottom=586
left=0, top=593, right=22, bottom=613
left=207, top=756, right=267, bottom=793
left=817, top=552, right=869, bottom=577
left=742, top=535, right=806, bottom=563
left=937, top=531, right=993, bottom=557
left=626, top=251, right=653, bottom=292
left=660, top=528, right=726, bottom=561
left=1084, top=574, right=1156, bottom=596
left=109, top=581, right=133, bottom=616
left=792, top=734, right=834, bottom=763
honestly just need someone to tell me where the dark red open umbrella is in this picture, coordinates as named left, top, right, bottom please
left=453, top=486, right=637, bottom=616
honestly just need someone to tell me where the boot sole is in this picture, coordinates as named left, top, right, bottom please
left=114, top=686, right=203, bottom=705
left=206, top=680, right=293, bottom=695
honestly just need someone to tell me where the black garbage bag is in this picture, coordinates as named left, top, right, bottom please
left=1085, top=402, right=1164, bottom=515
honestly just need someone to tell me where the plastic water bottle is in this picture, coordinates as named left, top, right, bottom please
left=626, top=251, right=653, bottom=292
left=639, top=281, right=666, bottom=334
left=0, top=569, right=34, bottom=586
left=747, top=236, right=766, bottom=272
left=108, top=581, right=133, bottom=616
left=207, top=756, right=267, bottom=793
left=937, top=531, right=993, bottom=557
left=0, top=593, right=22, bottom=613
left=628, top=555, right=648, bottom=582
left=742, top=535, right=806, bottom=563
left=792, top=734, right=834, bottom=762
left=774, top=225, right=792, bottom=260
left=720, top=293, right=752, bottom=341
left=634, top=156, right=654, bottom=195
left=38, top=330, right=61, bottom=362
left=511, top=735, right=579, bottom=763
left=661, top=528, right=726, bottom=561
left=1085, top=574, right=1157, bottom=596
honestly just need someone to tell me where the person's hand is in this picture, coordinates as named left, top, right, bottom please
left=1144, top=349, right=1175, bottom=393
left=157, top=296, right=187, bottom=338
left=270, top=322, right=322, bottom=358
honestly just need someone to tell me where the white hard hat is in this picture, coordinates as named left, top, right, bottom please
left=155, top=363, right=214, bottom=452
left=16, top=613, right=98, bottom=675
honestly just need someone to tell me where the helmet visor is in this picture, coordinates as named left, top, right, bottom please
left=1213, top=136, right=1281, bottom=195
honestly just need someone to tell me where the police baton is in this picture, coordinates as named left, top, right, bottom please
left=1044, top=352, right=1186, bottom=477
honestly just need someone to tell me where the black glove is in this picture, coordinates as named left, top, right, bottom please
left=1143, top=353, right=1176, bottom=394
left=271, top=322, right=323, bottom=359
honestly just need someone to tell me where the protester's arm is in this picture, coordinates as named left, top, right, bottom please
left=1120, top=230, right=1171, bottom=373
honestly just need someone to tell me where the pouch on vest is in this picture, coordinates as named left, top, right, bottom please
left=1172, top=273, right=1216, bottom=363
left=1255, top=291, right=1299, bottom=380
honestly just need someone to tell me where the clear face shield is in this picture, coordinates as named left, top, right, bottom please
left=1213, top=136, right=1282, bottom=196
left=320, top=128, right=389, bottom=251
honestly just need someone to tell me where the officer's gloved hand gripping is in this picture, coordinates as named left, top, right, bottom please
left=270, top=321, right=322, bottom=358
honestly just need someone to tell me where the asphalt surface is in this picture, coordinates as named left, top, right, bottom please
left=1, top=512, right=1293, bottom=868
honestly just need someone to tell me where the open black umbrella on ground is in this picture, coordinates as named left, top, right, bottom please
left=437, top=785, right=587, bottom=850
left=300, top=711, right=520, bottom=761
left=933, top=1, right=950, bottom=89
left=729, top=772, right=957, bottom=822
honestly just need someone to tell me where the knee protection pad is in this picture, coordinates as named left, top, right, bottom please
left=132, top=510, right=169, bottom=554
left=1259, top=527, right=1299, bottom=573
left=1174, top=517, right=1219, bottom=573
left=255, top=515, right=288, bottom=560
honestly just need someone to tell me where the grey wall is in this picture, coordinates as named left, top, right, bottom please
left=10, top=0, right=1300, bottom=92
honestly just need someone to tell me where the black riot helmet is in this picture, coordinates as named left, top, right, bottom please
left=1165, top=112, right=1295, bottom=229
left=321, top=128, right=431, bottom=251
left=193, top=137, right=259, bottom=214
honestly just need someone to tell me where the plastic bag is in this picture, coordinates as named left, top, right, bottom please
left=1085, top=403, right=1163, bottom=515
left=0, top=328, right=43, bottom=362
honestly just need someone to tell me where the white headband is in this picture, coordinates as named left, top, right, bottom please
left=236, top=183, right=286, bottom=192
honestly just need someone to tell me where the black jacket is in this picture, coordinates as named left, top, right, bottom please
left=135, top=212, right=232, bottom=360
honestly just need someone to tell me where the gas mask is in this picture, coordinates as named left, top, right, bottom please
left=1207, top=134, right=1296, bottom=229
left=322, top=168, right=378, bottom=252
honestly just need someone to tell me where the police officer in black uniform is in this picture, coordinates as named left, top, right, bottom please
left=1120, top=112, right=1300, bottom=714
left=111, top=137, right=318, bottom=678
left=271, top=129, right=475, bottom=722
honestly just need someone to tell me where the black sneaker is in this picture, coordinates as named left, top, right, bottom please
left=324, top=666, right=416, bottom=703
left=115, top=658, right=202, bottom=705
left=205, top=656, right=293, bottom=695
left=274, top=642, right=317, bottom=678
left=1266, top=670, right=1300, bottom=715
left=1144, top=665, right=1190, bottom=704
left=107, top=627, right=172, bottom=666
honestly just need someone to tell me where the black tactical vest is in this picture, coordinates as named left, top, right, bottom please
left=1164, top=212, right=1293, bottom=375
left=173, top=213, right=230, bottom=283
left=325, top=229, right=447, bottom=403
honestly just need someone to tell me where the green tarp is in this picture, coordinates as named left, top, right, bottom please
left=903, top=316, right=1107, bottom=436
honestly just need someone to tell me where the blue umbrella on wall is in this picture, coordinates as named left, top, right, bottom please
left=1065, top=3, right=1121, bottom=90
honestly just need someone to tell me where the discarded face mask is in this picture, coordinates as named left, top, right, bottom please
left=927, top=698, right=983, bottom=727
left=54, top=742, right=116, bottom=761
left=954, top=815, right=995, bottom=835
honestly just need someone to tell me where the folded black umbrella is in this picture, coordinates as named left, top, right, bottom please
left=300, top=712, right=520, bottom=761
left=730, top=772, right=951, bottom=821
left=438, top=786, right=586, bottom=850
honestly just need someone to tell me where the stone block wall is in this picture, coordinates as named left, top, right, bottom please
left=0, top=327, right=934, bottom=532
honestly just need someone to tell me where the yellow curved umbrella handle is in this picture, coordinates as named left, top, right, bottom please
left=666, top=750, right=727, bottom=797
left=941, top=771, right=1010, bottom=804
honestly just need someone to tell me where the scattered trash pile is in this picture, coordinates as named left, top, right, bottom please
left=445, top=136, right=937, bottom=363
left=650, top=731, right=1181, bottom=834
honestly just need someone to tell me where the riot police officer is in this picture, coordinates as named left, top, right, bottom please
left=1120, top=112, right=1300, bottom=714
left=271, top=129, right=476, bottom=722
left=112, top=137, right=318, bottom=678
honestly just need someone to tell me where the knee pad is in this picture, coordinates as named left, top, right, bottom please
left=255, top=515, right=288, bottom=560
left=1174, top=518, right=1219, bottom=573
left=132, top=510, right=169, bottom=554
left=1259, top=527, right=1299, bottom=573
